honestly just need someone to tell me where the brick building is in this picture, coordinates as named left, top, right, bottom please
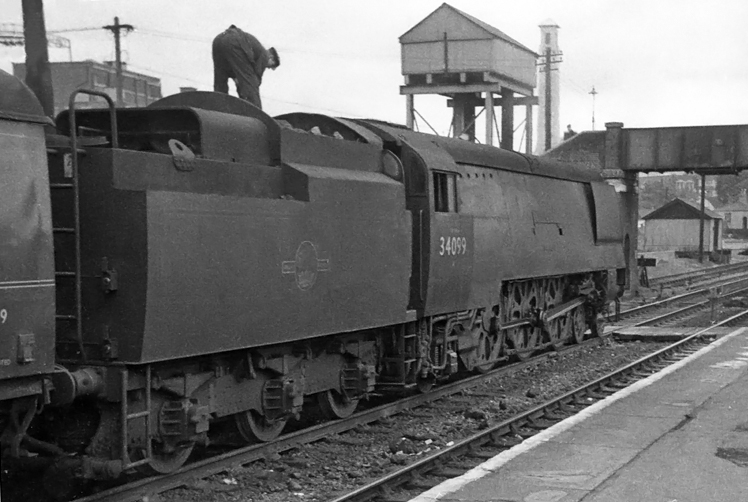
left=13, top=60, right=161, bottom=116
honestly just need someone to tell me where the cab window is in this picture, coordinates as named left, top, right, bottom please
left=433, top=171, right=457, bottom=212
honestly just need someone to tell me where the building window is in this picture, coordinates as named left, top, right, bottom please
left=725, top=213, right=732, bottom=225
left=743, top=216, right=747, bottom=230
left=92, top=71, right=108, bottom=87
left=123, top=90, right=136, bottom=105
left=433, top=172, right=457, bottom=213
left=148, top=84, right=161, bottom=99
left=545, top=33, right=551, bottom=44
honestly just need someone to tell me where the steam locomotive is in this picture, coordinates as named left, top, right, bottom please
left=0, top=69, right=626, bottom=491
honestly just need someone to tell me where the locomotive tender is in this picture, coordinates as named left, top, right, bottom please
left=0, top=70, right=626, bottom=486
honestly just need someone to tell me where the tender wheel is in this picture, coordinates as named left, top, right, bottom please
left=107, top=393, right=196, bottom=476
left=317, top=390, right=359, bottom=419
left=139, top=441, right=195, bottom=475
left=416, top=375, right=435, bottom=393
left=571, top=307, right=587, bottom=344
left=234, top=410, right=287, bottom=443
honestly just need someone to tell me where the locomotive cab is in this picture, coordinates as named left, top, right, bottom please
left=0, top=71, right=56, bottom=457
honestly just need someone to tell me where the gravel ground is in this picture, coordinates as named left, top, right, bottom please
left=157, top=338, right=670, bottom=502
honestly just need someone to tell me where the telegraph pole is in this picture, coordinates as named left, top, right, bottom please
left=103, top=17, right=133, bottom=106
left=537, top=46, right=562, bottom=152
left=589, top=86, right=598, bottom=131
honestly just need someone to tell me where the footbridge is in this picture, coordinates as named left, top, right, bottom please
left=544, top=122, right=748, bottom=294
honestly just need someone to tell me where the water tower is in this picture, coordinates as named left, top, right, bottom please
left=400, top=3, right=538, bottom=152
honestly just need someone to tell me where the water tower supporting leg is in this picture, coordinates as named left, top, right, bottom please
left=452, top=94, right=475, bottom=141
left=485, top=91, right=494, bottom=146
left=406, top=94, right=414, bottom=130
left=500, top=88, right=514, bottom=150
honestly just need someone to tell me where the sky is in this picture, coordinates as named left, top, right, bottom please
left=2, top=0, right=748, bottom=150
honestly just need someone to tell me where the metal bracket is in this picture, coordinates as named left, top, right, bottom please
left=100, top=257, right=118, bottom=293
left=169, top=139, right=196, bottom=171
left=263, top=378, right=304, bottom=421
left=16, top=333, right=35, bottom=364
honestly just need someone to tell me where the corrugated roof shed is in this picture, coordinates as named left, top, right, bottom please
left=643, top=198, right=722, bottom=220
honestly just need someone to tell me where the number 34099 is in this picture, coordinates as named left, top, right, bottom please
left=438, top=236, right=467, bottom=256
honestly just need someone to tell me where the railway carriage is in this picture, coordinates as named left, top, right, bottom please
left=0, top=69, right=626, bottom=494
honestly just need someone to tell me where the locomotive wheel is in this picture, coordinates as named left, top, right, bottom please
left=138, top=441, right=195, bottom=475
left=234, top=410, right=287, bottom=443
left=508, top=326, right=538, bottom=361
left=474, top=332, right=497, bottom=373
left=571, top=307, right=587, bottom=344
left=548, top=316, right=569, bottom=350
left=317, top=390, right=359, bottom=419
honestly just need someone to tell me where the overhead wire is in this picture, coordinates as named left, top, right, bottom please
left=560, top=77, right=589, bottom=96
left=125, top=64, right=210, bottom=87
left=126, top=63, right=367, bottom=117
left=135, top=28, right=212, bottom=44
left=46, top=25, right=489, bottom=121
left=47, top=26, right=103, bottom=33
left=133, top=27, right=395, bottom=60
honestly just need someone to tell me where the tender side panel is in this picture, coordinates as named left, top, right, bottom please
left=77, top=150, right=149, bottom=362
left=138, top=164, right=411, bottom=362
left=0, top=120, right=55, bottom=384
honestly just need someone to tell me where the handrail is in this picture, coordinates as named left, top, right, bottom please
left=66, top=89, right=118, bottom=361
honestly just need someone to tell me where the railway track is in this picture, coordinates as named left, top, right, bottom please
left=70, top=336, right=608, bottom=502
left=64, top=272, right=748, bottom=502
left=624, top=283, right=748, bottom=328
left=615, top=275, right=748, bottom=324
left=647, top=259, right=748, bottom=289
left=330, top=312, right=748, bottom=502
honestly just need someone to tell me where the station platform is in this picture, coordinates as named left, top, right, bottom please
left=410, top=327, right=748, bottom=502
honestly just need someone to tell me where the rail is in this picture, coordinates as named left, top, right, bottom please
left=330, top=315, right=746, bottom=502
left=647, top=260, right=748, bottom=288
left=72, top=337, right=609, bottom=502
